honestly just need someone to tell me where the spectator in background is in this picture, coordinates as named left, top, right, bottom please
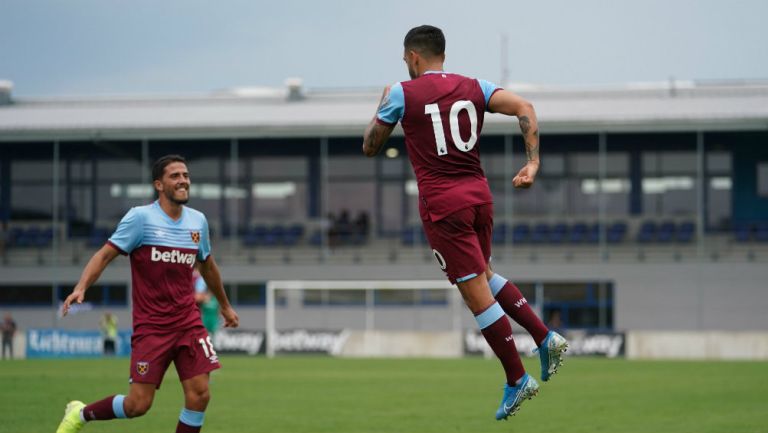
left=193, top=270, right=220, bottom=339
left=1, top=313, right=17, bottom=360
left=336, top=209, right=352, bottom=243
left=547, top=309, right=565, bottom=336
left=100, top=312, right=118, bottom=356
left=354, top=210, right=370, bottom=243
left=325, top=212, right=339, bottom=248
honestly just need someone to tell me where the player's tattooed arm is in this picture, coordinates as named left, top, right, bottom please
left=363, top=123, right=394, bottom=156
left=487, top=89, right=540, bottom=188
left=362, top=86, right=396, bottom=157
left=518, top=115, right=540, bottom=164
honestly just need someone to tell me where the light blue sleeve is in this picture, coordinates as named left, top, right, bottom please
left=376, top=82, right=405, bottom=125
left=194, top=275, right=208, bottom=293
left=477, top=79, right=501, bottom=107
left=197, top=217, right=211, bottom=261
left=108, top=208, right=143, bottom=254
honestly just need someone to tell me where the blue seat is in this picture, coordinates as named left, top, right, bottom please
left=309, top=230, right=323, bottom=246
left=33, top=227, right=53, bottom=247
left=677, top=222, right=695, bottom=243
left=492, top=223, right=507, bottom=244
left=86, top=227, right=110, bottom=247
left=263, top=225, right=287, bottom=246
left=569, top=223, right=588, bottom=244
left=8, top=227, right=25, bottom=247
left=607, top=222, right=627, bottom=244
left=283, top=224, right=305, bottom=246
left=511, top=224, right=530, bottom=243
left=402, top=226, right=425, bottom=245
left=242, top=229, right=259, bottom=247
left=586, top=224, right=600, bottom=244
left=288, top=224, right=304, bottom=237
left=657, top=221, right=676, bottom=243
left=16, top=227, right=39, bottom=247
left=755, top=223, right=768, bottom=242
left=637, top=221, right=657, bottom=243
left=733, top=222, right=752, bottom=242
left=530, top=223, right=551, bottom=244
left=550, top=223, right=568, bottom=244
left=243, top=225, right=269, bottom=247
left=401, top=229, right=414, bottom=246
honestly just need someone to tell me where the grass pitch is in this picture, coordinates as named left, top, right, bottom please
left=1, top=356, right=765, bottom=433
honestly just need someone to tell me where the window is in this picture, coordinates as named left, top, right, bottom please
left=0, top=284, right=127, bottom=306
left=541, top=281, right=614, bottom=330
left=642, top=151, right=697, bottom=216
left=98, top=160, right=144, bottom=181
left=57, top=284, right=127, bottom=306
left=249, top=157, right=308, bottom=222
left=0, top=285, right=52, bottom=305
left=223, top=283, right=287, bottom=306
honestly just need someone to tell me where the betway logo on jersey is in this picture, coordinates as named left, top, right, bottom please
left=150, top=247, right=196, bottom=267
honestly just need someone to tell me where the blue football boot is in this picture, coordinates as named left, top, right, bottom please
left=495, top=373, right=539, bottom=420
left=534, top=331, right=568, bottom=382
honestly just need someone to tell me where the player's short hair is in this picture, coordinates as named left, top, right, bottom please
left=152, top=154, right=187, bottom=181
left=403, top=25, right=445, bottom=58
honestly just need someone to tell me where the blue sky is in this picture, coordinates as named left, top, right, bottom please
left=1, top=0, right=766, bottom=96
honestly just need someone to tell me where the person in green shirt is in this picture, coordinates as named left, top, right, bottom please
left=193, top=270, right=220, bottom=338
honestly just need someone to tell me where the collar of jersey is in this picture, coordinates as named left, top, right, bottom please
left=424, top=70, right=449, bottom=75
left=152, top=200, right=186, bottom=225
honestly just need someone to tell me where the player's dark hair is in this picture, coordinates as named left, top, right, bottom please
left=403, top=25, right=445, bottom=57
left=152, top=154, right=187, bottom=181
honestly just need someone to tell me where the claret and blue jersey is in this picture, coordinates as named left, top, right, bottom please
left=376, top=72, right=500, bottom=126
left=107, top=200, right=210, bottom=331
left=376, top=72, right=502, bottom=222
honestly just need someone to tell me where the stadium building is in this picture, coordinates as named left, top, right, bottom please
left=1, top=78, right=767, bottom=358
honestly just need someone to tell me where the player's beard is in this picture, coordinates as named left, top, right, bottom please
left=166, top=186, right=189, bottom=205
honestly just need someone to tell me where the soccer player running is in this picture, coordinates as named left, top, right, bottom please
left=363, top=25, right=567, bottom=420
left=56, top=155, right=239, bottom=433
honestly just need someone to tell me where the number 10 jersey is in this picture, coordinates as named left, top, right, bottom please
left=376, top=72, right=501, bottom=222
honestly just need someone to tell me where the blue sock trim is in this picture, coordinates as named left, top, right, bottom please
left=456, top=272, right=478, bottom=283
left=488, top=274, right=508, bottom=297
left=112, top=395, right=126, bottom=419
left=179, top=408, right=205, bottom=427
left=475, top=302, right=505, bottom=329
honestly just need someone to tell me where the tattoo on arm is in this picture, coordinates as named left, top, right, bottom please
left=363, top=123, right=391, bottom=156
left=519, top=116, right=532, bottom=135
left=525, top=137, right=539, bottom=162
left=362, top=87, right=394, bottom=156
left=519, top=116, right=539, bottom=162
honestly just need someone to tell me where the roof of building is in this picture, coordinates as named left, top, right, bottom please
left=1, top=79, right=767, bottom=141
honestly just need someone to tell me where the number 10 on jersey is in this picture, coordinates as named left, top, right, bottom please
left=424, top=100, right=478, bottom=156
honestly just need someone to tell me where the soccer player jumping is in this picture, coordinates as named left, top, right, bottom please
left=56, top=155, right=239, bottom=433
left=363, top=25, right=567, bottom=420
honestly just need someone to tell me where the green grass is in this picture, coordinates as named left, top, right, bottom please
left=1, top=356, right=766, bottom=433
